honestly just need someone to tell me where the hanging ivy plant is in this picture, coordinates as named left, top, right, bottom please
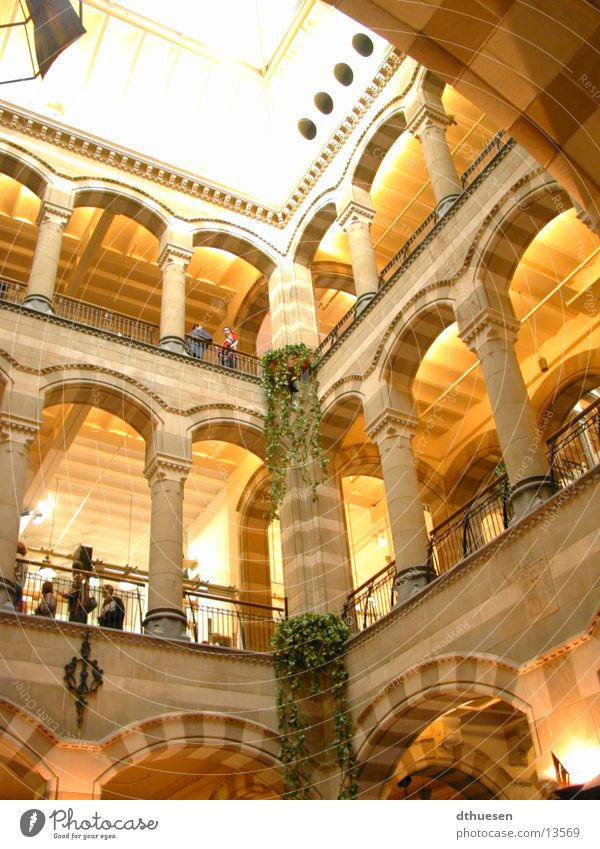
left=260, top=343, right=328, bottom=522
left=271, top=613, right=358, bottom=800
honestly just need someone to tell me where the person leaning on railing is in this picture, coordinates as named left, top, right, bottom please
left=188, top=322, right=213, bottom=359
left=98, top=584, right=125, bottom=630
left=35, top=580, right=57, bottom=618
left=61, top=566, right=97, bottom=624
left=219, top=326, right=238, bottom=368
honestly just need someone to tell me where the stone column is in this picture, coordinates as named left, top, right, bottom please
left=279, top=455, right=353, bottom=616
left=143, top=453, right=191, bottom=638
left=0, top=415, right=39, bottom=607
left=24, top=202, right=72, bottom=313
left=267, top=259, right=320, bottom=349
left=367, top=411, right=433, bottom=605
left=158, top=244, right=192, bottom=354
left=336, top=186, right=379, bottom=315
left=459, top=308, right=551, bottom=518
left=409, top=107, right=461, bottom=217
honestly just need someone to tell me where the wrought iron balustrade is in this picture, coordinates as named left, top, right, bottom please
left=184, top=592, right=285, bottom=652
left=184, top=338, right=262, bottom=378
left=460, top=130, right=506, bottom=189
left=53, top=294, right=159, bottom=346
left=0, top=276, right=25, bottom=305
left=341, top=561, right=396, bottom=633
left=547, top=396, right=600, bottom=489
left=428, top=475, right=513, bottom=576
left=15, top=559, right=284, bottom=651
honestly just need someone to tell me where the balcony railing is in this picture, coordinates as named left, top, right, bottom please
left=0, top=278, right=262, bottom=378
left=428, top=475, right=512, bottom=576
left=341, top=561, right=396, bottom=632
left=14, top=560, right=284, bottom=651
left=54, top=294, right=159, bottom=346
left=184, top=338, right=262, bottom=378
left=344, top=397, right=600, bottom=634
left=548, top=396, right=600, bottom=489
left=185, top=591, right=285, bottom=652
left=315, top=131, right=513, bottom=362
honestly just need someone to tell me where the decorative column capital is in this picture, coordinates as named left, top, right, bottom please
left=337, top=199, right=375, bottom=231
left=144, top=452, right=191, bottom=487
left=458, top=307, right=521, bottom=354
left=158, top=243, right=193, bottom=272
left=0, top=414, right=40, bottom=447
left=406, top=103, right=455, bottom=141
left=366, top=409, right=419, bottom=445
left=36, top=201, right=72, bottom=230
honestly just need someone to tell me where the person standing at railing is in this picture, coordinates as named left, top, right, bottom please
left=61, top=568, right=97, bottom=624
left=189, top=323, right=213, bottom=359
left=220, top=326, right=238, bottom=368
left=14, top=540, right=29, bottom=613
left=34, top=581, right=57, bottom=618
left=98, top=584, right=125, bottom=630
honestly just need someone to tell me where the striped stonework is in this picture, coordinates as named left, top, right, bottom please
left=352, top=655, right=529, bottom=798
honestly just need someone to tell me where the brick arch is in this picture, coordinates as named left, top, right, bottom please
left=188, top=410, right=265, bottom=460
left=471, top=176, right=573, bottom=298
left=0, top=699, right=59, bottom=799
left=93, top=712, right=284, bottom=799
left=41, top=372, right=162, bottom=442
left=353, top=655, right=531, bottom=798
left=379, top=298, right=457, bottom=396
left=351, top=106, right=407, bottom=191
left=72, top=186, right=169, bottom=242
left=293, top=199, right=337, bottom=267
left=192, top=226, right=278, bottom=276
left=0, top=145, right=50, bottom=199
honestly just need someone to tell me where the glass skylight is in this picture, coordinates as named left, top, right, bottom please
left=119, top=0, right=304, bottom=70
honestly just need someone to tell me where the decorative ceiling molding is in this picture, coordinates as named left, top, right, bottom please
left=0, top=51, right=403, bottom=229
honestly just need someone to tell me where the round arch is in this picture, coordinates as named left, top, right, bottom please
left=188, top=409, right=265, bottom=460
left=0, top=145, right=50, bottom=199
left=236, top=465, right=273, bottom=607
left=72, top=186, right=170, bottom=242
left=531, top=350, right=600, bottom=436
left=232, top=274, right=269, bottom=353
left=41, top=372, right=162, bottom=442
left=351, top=106, right=407, bottom=191
left=379, top=298, right=457, bottom=395
left=471, top=176, right=573, bottom=297
left=292, top=199, right=337, bottom=267
left=0, top=699, right=59, bottom=799
left=353, top=655, right=532, bottom=798
left=93, top=712, right=284, bottom=799
left=192, top=226, right=278, bottom=277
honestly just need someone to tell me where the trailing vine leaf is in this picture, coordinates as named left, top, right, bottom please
left=271, top=613, right=358, bottom=800
left=260, top=344, right=328, bottom=522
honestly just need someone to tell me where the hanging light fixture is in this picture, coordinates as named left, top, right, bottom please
left=0, top=1, right=86, bottom=85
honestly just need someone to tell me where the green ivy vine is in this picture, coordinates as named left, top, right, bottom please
left=260, top=344, right=327, bottom=522
left=271, top=613, right=358, bottom=800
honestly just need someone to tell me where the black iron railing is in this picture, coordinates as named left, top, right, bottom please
left=428, top=475, right=512, bottom=576
left=345, top=397, right=600, bottom=634
left=0, top=278, right=262, bottom=378
left=547, top=396, right=600, bottom=489
left=20, top=565, right=144, bottom=634
left=460, top=130, right=506, bottom=189
left=341, top=561, right=396, bottom=632
left=0, top=276, right=25, bottom=305
left=54, top=294, right=159, bottom=346
left=14, top=560, right=284, bottom=650
left=185, top=592, right=285, bottom=652
left=185, top=338, right=262, bottom=378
